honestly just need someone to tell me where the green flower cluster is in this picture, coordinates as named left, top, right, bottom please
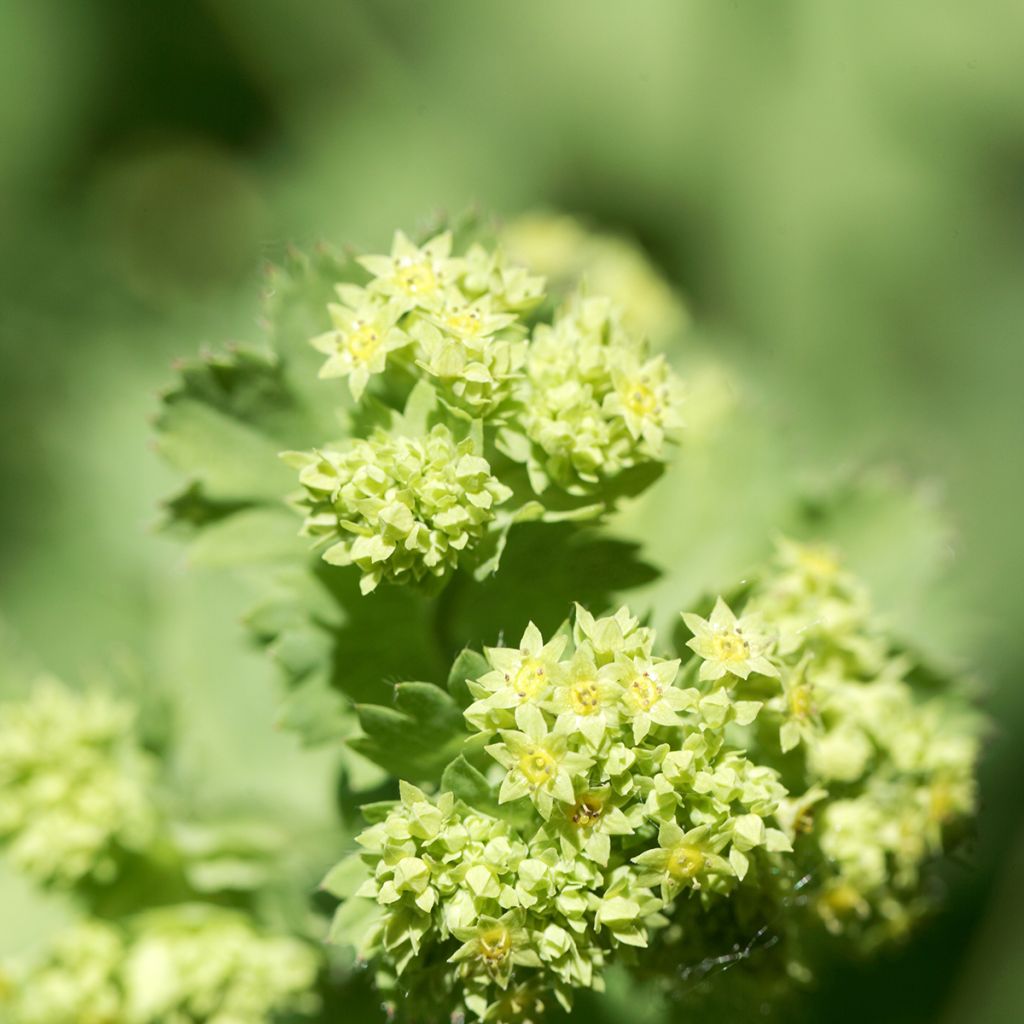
left=0, top=680, right=157, bottom=886
left=329, top=606, right=791, bottom=1022
left=683, top=539, right=980, bottom=944
left=499, top=212, right=689, bottom=344
left=288, top=425, right=512, bottom=594
left=312, top=230, right=541, bottom=416
left=1, top=908, right=320, bottom=1024
left=292, top=229, right=685, bottom=594
left=505, top=294, right=683, bottom=495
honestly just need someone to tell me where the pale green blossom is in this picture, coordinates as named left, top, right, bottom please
left=359, top=230, right=464, bottom=312
left=288, top=425, right=511, bottom=593
left=488, top=705, right=594, bottom=819
left=682, top=597, right=779, bottom=682
left=310, top=291, right=411, bottom=399
left=0, top=680, right=157, bottom=887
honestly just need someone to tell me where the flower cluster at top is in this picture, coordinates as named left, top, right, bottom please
left=331, top=606, right=792, bottom=1022
left=1, top=908, right=320, bottom=1024
left=290, top=229, right=684, bottom=593
left=0, top=680, right=157, bottom=886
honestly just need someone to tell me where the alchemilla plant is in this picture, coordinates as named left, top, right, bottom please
left=0, top=215, right=980, bottom=1024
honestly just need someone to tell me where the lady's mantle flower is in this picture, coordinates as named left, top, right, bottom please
left=289, top=425, right=511, bottom=593
left=487, top=705, right=594, bottom=819
left=0, top=680, right=157, bottom=887
left=1, top=921, right=125, bottom=1024
left=631, top=821, right=730, bottom=900
left=3, top=910, right=320, bottom=1024
left=572, top=603, right=654, bottom=665
left=450, top=911, right=541, bottom=988
left=542, top=785, right=638, bottom=867
left=359, top=230, right=464, bottom=312
left=414, top=294, right=527, bottom=420
left=546, top=650, right=622, bottom=748
left=510, top=295, right=683, bottom=495
left=682, top=598, right=779, bottom=682
left=609, top=655, right=693, bottom=743
left=311, top=290, right=411, bottom=400
left=464, top=623, right=568, bottom=732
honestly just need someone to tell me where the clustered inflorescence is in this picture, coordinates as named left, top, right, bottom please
left=288, top=229, right=684, bottom=592
left=4, top=909, right=319, bottom=1024
left=328, top=542, right=979, bottom=1022
left=0, top=680, right=157, bottom=886
left=0, top=680, right=322, bottom=1024
left=4, top=218, right=980, bottom=1024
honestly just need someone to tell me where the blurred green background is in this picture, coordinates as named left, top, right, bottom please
left=1, top=2, right=1021, bottom=1021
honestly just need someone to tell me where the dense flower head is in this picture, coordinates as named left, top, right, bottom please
left=288, top=425, right=512, bottom=593
left=312, top=230, right=542, bottom=417
left=508, top=295, right=683, bottom=494
left=0, top=679, right=157, bottom=886
left=299, top=231, right=692, bottom=585
left=681, top=539, right=981, bottom=947
left=330, top=605, right=791, bottom=1022
left=0, top=908, right=320, bottom=1024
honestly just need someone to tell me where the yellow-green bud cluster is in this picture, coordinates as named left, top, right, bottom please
left=682, top=539, right=980, bottom=945
left=1, top=908, right=320, bottom=1024
left=294, top=230, right=686, bottom=594
left=312, top=231, right=541, bottom=417
left=0, top=680, right=157, bottom=886
left=510, top=295, right=683, bottom=494
left=331, top=606, right=790, bottom=1022
left=289, top=425, right=512, bottom=594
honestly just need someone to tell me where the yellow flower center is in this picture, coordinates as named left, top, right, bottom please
left=627, top=672, right=661, bottom=712
left=344, top=323, right=382, bottom=363
left=478, top=925, right=512, bottom=965
left=511, top=658, right=547, bottom=701
left=569, top=794, right=605, bottom=829
left=928, top=781, right=954, bottom=823
left=444, top=307, right=483, bottom=336
left=711, top=631, right=750, bottom=663
left=568, top=680, right=602, bottom=716
left=666, top=844, right=705, bottom=879
left=797, top=546, right=840, bottom=579
left=396, top=258, right=437, bottom=296
left=820, top=882, right=864, bottom=915
left=519, top=747, right=557, bottom=786
left=788, top=684, right=813, bottom=720
left=623, top=379, right=659, bottom=417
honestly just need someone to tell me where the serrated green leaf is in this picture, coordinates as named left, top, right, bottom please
left=441, top=755, right=499, bottom=815
left=351, top=683, right=466, bottom=781
left=156, top=398, right=295, bottom=502
left=186, top=506, right=306, bottom=567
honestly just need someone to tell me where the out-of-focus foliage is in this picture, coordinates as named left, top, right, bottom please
left=1, top=2, right=1021, bottom=1023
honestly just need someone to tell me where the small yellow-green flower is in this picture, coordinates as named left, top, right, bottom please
left=682, top=598, right=779, bottom=682
left=0, top=680, right=157, bottom=887
left=632, top=821, right=730, bottom=900
left=310, top=289, right=411, bottom=399
left=610, top=655, right=693, bottom=743
left=546, top=649, right=622, bottom=748
left=487, top=705, right=593, bottom=819
left=465, top=623, right=568, bottom=732
left=359, top=230, right=464, bottom=311
left=449, top=911, right=541, bottom=988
